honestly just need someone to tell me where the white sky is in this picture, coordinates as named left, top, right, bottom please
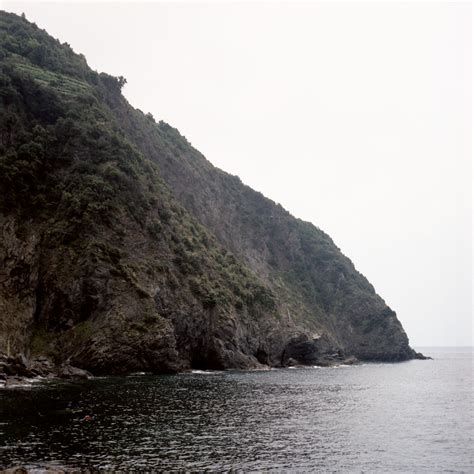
left=4, top=1, right=472, bottom=346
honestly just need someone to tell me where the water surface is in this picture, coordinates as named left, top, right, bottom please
left=0, top=347, right=472, bottom=471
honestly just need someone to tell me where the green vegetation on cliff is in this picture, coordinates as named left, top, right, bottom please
left=0, top=12, right=418, bottom=373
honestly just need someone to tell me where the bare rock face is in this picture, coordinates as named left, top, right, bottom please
left=282, top=334, right=342, bottom=366
left=0, top=11, right=421, bottom=375
left=0, top=217, right=40, bottom=356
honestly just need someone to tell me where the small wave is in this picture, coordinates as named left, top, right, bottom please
left=2, top=382, right=34, bottom=389
left=1, top=376, right=58, bottom=389
left=191, top=370, right=222, bottom=375
left=31, top=376, right=47, bottom=383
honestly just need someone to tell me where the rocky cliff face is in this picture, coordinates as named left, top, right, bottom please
left=110, top=111, right=417, bottom=363
left=0, top=12, right=421, bottom=376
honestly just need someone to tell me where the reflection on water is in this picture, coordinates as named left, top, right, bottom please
left=0, top=348, right=472, bottom=471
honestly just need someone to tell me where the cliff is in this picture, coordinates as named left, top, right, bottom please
left=0, top=12, right=422, bottom=376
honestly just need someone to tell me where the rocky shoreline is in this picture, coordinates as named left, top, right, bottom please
left=3, top=348, right=434, bottom=389
left=0, top=353, right=92, bottom=388
left=0, top=350, right=366, bottom=388
left=1, top=348, right=432, bottom=388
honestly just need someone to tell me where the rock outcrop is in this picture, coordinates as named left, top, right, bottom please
left=0, top=352, right=92, bottom=387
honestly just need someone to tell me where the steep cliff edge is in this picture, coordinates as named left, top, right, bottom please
left=111, top=113, right=417, bottom=362
left=0, top=12, right=421, bottom=375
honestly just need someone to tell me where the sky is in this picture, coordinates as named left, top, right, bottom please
left=4, top=1, right=472, bottom=346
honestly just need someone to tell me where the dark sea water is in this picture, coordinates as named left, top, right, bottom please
left=0, top=347, right=472, bottom=472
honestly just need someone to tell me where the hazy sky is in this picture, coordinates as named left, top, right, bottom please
left=4, top=1, right=472, bottom=346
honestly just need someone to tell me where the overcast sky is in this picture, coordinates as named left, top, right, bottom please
left=4, top=1, right=472, bottom=346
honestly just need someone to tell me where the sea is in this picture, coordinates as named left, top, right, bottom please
left=0, top=347, right=472, bottom=472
